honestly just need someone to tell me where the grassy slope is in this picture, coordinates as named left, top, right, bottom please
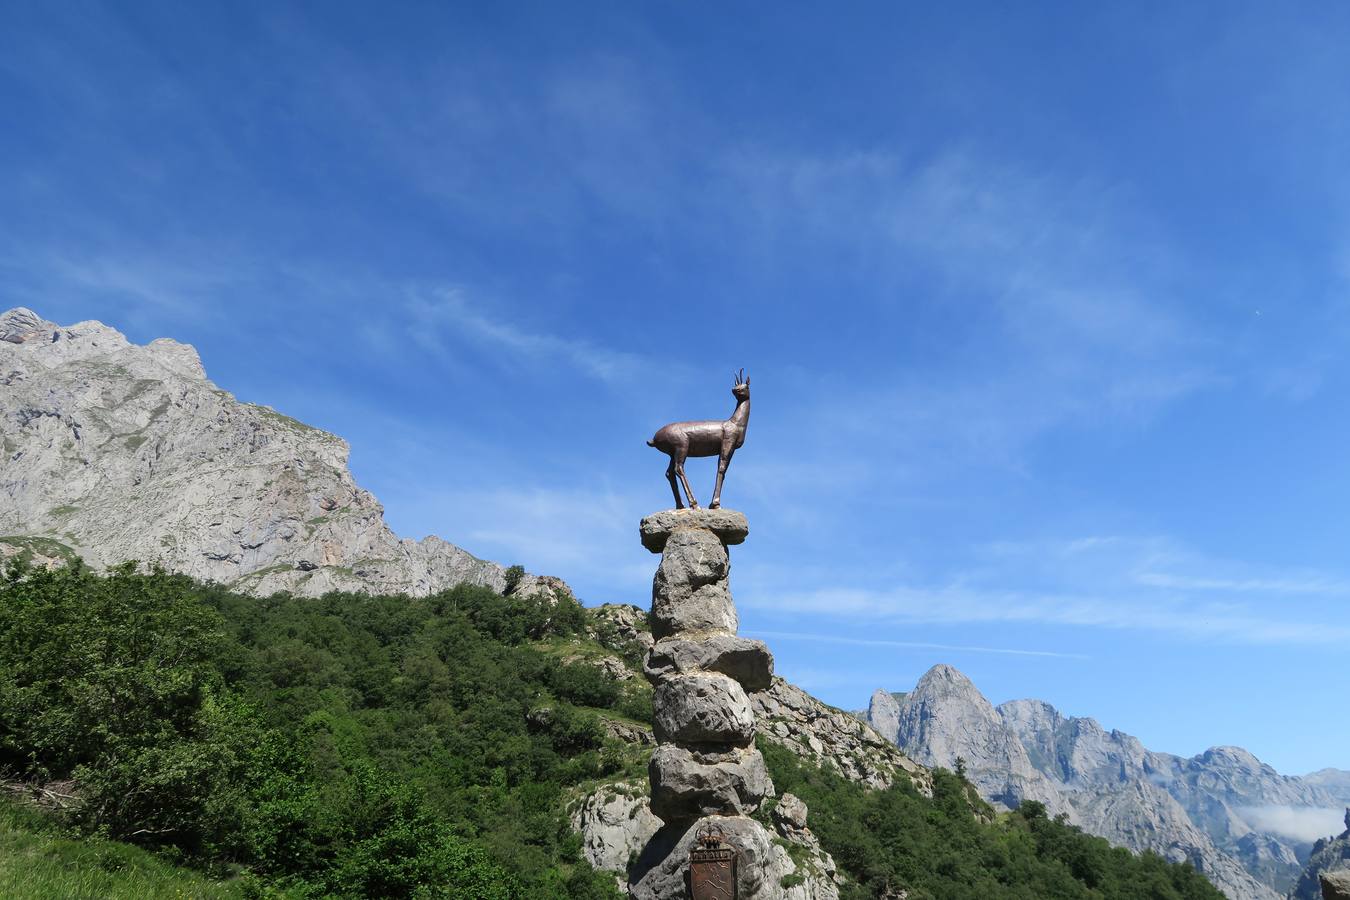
left=0, top=799, right=244, bottom=900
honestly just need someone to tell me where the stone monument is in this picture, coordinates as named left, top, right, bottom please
left=628, top=507, right=782, bottom=899
left=631, top=376, right=836, bottom=899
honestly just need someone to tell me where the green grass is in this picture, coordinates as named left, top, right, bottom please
left=0, top=800, right=245, bottom=900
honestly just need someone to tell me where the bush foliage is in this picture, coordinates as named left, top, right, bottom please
left=0, top=561, right=624, bottom=898
left=0, top=560, right=1224, bottom=898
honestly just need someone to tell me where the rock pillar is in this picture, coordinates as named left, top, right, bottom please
left=629, top=508, right=780, bottom=899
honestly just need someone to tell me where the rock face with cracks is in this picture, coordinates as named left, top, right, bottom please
left=0, top=307, right=532, bottom=598
left=650, top=528, right=739, bottom=639
left=631, top=508, right=838, bottom=899
left=653, top=673, right=756, bottom=746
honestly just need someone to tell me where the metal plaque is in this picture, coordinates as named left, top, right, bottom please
left=690, top=835, right=737, bottom=900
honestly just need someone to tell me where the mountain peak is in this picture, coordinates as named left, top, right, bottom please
left=0, top=309, right=512, bottom=598
left=913, top=663, right=981, bottom=697
left=1, top=306, right=56, bottom=342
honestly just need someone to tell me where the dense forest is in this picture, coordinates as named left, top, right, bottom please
left=0, top=561, right=1223, bottom=898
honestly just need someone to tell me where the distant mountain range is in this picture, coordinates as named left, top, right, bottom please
left=0, top=307, right=561, bottom=600
left=864, top=664, right=1350, bottom=900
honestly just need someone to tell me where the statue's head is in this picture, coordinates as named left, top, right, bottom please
left=733, top=368, right=750, bottom=400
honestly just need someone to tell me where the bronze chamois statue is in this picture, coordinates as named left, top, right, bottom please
left=647, top=370, right=750, bottom=510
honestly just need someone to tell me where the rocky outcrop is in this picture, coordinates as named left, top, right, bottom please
left=1322, top=869, right=1350, bottom=900
left=760, top=678, right=931, bottom=795
left=0, top=307, right=530, bottom=598
left=865, top=665, right=1350, bottom=900
left=590, top=603, right=655, bottom=655
left=1288, top=814, right=1350, bottom=900
left=571, top=782, right=663, bottom=888
left=630, top=508, right=837, bottom=900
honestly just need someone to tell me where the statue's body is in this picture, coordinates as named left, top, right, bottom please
left=647, top=370, right=750, bottom=510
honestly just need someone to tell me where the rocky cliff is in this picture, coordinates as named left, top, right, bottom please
left=0, top=307, right=523, bottom=598
left=866, top=664, right=1350, bottom=900
left=1288, top=812, right=1350, bottom=900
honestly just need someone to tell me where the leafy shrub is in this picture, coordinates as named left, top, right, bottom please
left=760, top=740, right=1224, bottom=900
left=0, top=562, right=623, bottom=898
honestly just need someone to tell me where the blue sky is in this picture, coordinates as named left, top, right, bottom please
left=5, top=2, right=1350, bottom=776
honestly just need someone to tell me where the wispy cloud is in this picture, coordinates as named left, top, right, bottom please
left=743, top=536, right=1350, bottom=646
left=1134, top=571, right=1350, bottom=595
left=405, top=289, right=651, bottom=385
left=755, top=585, right=1350, bottom=645
left=749, top=629, right=1088, bottom=660
left=0, top=246, right=235, bottom=332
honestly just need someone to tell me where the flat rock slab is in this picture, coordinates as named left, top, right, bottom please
left=640, top=508, right=749, bottom=553
left=645, top=634, right=773, bottom=691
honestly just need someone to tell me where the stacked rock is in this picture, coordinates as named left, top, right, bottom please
left=629, top=508, right=781, bottom=899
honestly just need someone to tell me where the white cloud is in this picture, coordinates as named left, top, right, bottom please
left=1239, top=805, right=1348, bottom=844
left=748, top=629, right=1087, bottom=660
left=740, top=536, right=1350, bottom=646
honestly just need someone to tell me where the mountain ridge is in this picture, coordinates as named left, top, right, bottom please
left=0, top=307, right=560, bottom=599
left=867, top=663, right=1350, bottom=900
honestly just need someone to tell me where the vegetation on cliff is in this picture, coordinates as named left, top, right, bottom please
left=0, top=561, right=1225, bottom=898
left=0, top=561, right=629, bottom=898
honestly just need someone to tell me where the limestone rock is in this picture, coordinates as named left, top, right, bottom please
left=651, top=528, right=738, bottom=639
left=640, top=507, right=749, bottom=553
left=755, top=678, right=931, bottom=795
left=590, top=603, right=654, bottom=653
left=629, top=815, right=837, bottom=900
left=773, top=792, right=809, bottom=835
left=0, top=308, right=533, bottom=598
left=649, top=744, right=772, bottom=822
left=867, top=664, right=1319, bottom=900
left=508, top=573, right=575, bottom=604
left=1289, top=827, right=1350, bottom=900
left=600, top=716, right=654, bottom=746
left=1323, top=870, right=1350, bottom=900
left=654, top=673, right=756, bottom=746
left=569, top=781, right=661, bottom=884
left=645, top=634, right=773, bottom=691
left=867, top=689, right=904, bottom=746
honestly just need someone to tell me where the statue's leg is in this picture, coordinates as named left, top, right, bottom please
left=674, top=451, right=699, bottom=508
left=710, top=447, right=734, bottom=509
left=665, top=459, right=684, bottom=509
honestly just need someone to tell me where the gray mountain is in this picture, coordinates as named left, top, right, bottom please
left=867, top=664, right=1350, bottom=900
left=0, top=307, right=546, bottom=598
